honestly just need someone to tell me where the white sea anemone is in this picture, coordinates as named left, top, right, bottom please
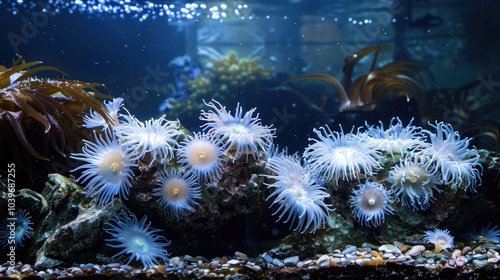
left=117, top=113, right=181, bottom=164
left=365, top=117, right=428, bottom=158
left=304, top=125, right=381, bottom=185
left=71, top=128, right=137, bottom=206
left=105, top=211, right=170, bottom=268
left=350, top=181, right=394, bottom=227
left=421, top=122, right=482, bottom=192
left=155, top=169, right=201, bottom=220
left=423, top=228, right=454, bottom=253
left=176, top=132, right=225, bottom=183
left=262, top=155, right=333, bottom=234
left=388, top=156, right=442, bottom=210
left=0, top=209, right=34, bottom=248
left=200, top=99, right=275, bottom=162
left=83, top=97, right=124, bottom=128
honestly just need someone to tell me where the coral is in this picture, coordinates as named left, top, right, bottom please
left=304, top=125, right=381, bottom=185
left=155, top=169, right=201, bottom=220
left=350, top=181, right=393, bottom=227
left=0, top=209, right=34, bottom=248
left=262, top=155, right=333, bottom=234
left=388, top=156, right=442, bottom=210
left=105, top=211, right=170, bottom=268
left=117, top=113, right=181, bottom=165
left=70, top=128, right=138, bottom=206
left=200, top=99, right=275, bottom=162
left=176, top=132, right=226, bottom=183
left=423, top=228, right=454, bottom=253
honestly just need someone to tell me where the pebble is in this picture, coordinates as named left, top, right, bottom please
left=406, top=245, right=426, bottom=257
left=261, top=253, right=273, bottom=264
left=20, top=264, right=34, bottom=273
left=473, top=259, right=488, bottom=268
left=317, top=255, right=330, bottom=266
left=271, top=259, right=285, bottom=268
left=379, top=244, right=401, bottom=254
left=70, top=267, right=83, bottom=275
left=226, top=259, right=240, bottom=265
left=283, top=256, right=299, bottom=267
left=184, top=255, right=198, bottom=263
left=342, top=245, right=357, bottom=255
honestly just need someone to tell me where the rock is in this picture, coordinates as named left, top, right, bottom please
left=406, top=245, right=426, bottom=257
left=378, top=244, right=401, bottom=254
left=342, top=245, right=357, bottom=255
left=283, top=256, right=299, bottom=266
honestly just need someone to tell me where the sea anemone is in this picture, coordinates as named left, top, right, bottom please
left=0, top=209, right=34, bottom=248
left=304, top=125, right=381, bottom=185
left=105, top=211, right=170, bottom=268
left=83, top=97, right=124, bottom=128
left=421, top=122, right=482, bottom=192
left=200, top=99, right=275, bottom=162
left=388, top=156, right=442, bottom=210
left=70, top=128, right=138, bottom=206
left=365, top=117, right=428, bottom=159
left=465, top=224, right=500, bottom=244
left=176, top=132, right=225, bottom=183
left=423, top=228, right=454, bottom=253
left=262, top=155, right=333, bottom=234
left=350, top=181, right=393, bottom=227
left=117, top=113, right=181, bottom=165
left=155, top=169, right=201, bottom=220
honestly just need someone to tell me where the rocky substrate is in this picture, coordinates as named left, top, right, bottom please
left=3, top=243, right=499, bottom=279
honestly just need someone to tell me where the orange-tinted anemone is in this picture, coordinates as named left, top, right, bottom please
left=0, top=56, right=111, bottom=165
left=283, top=44, right=432, bottom=114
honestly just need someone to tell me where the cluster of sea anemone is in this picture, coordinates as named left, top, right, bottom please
left=68, top=97, right=488, bottom=267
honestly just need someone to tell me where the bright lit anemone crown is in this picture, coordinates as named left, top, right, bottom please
left=304, top=125, right=381, bottom=185
left=105, top=211, right=170, bottom=268
left=388, top=155, right=442, bottom=210
left=421, top=122, right=482, bottom=192
left=70, top=128, right=138, bottom=206
left=0, top=209, right=34, bottom=248
left=176, top=132, right=226, bottom=183
left=117, top=112, right=182, bottom=165
left=155, top=169, right=201, bottom=220
left=263, top=155, right=333, bottom=234
left=350, top=181, right=394, bottom=227
left=200, top=99, right=275, bottom=162
left=365, top=117, right=428, bottom=159
left=0, top=56, right=111, bottom=164
left=423, top=228, right=454, bottom=253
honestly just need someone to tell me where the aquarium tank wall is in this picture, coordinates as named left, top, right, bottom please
left=0, top=0, right=500, bottom=279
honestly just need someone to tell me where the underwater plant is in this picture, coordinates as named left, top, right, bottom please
left=155, top=169, right=201, bottom=220
left=70, top=127, right=138, bottom=206
left=284, top=44, right=431, bottom=114
left=0, top=56, right=111, bottom=163
left=200, top=99, right=275, bottom=162
left=262, top=155, right=333, bottom=234
left=304, top=125, right=381, bottom=185
left=0, top=209, right=34, bottom=248
left=105, top=211, right=171, bottom=268
left=350, top=181, right=394, bottom=227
